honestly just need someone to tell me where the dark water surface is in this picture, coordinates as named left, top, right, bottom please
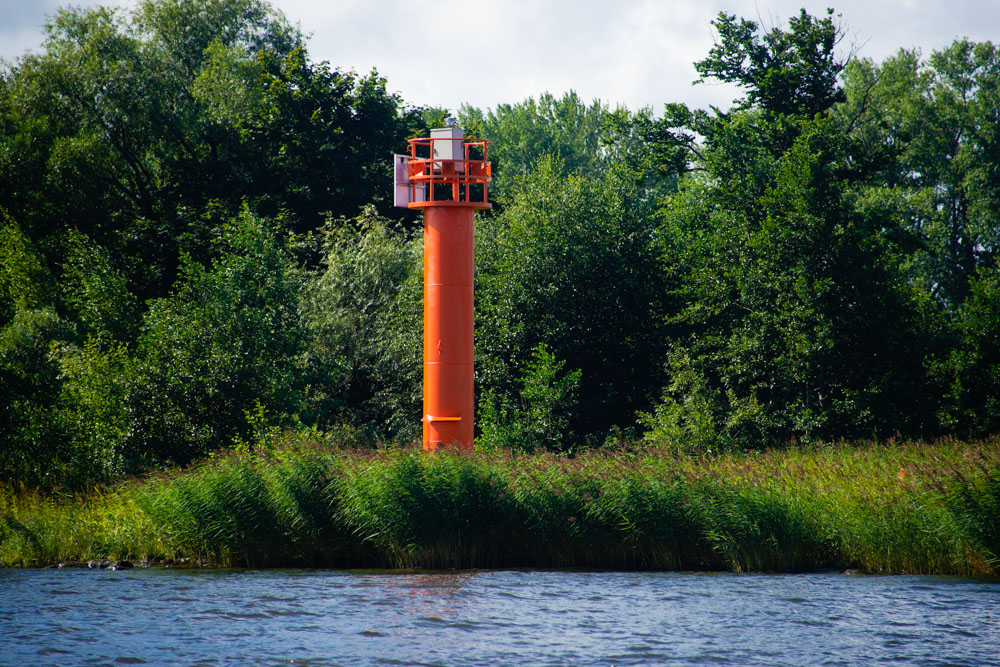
left=1, top=568, right=997, bottom=666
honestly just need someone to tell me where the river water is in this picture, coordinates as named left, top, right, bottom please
left=1, top=568, right=997, bottom=666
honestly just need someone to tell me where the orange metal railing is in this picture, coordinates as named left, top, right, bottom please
left=405, top=137, right=491, bottom=209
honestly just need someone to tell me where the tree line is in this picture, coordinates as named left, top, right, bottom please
left=1, top=1, right=997, bottom=488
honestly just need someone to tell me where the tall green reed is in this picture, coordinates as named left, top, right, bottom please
left=2, top=437, right=997, bottom=574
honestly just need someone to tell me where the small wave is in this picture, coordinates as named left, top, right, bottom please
left=497, top=590, right=529, bottom=599
left=949, top=628, right=979, bottom=638
left=258, top=594, right=297, bottom=602
left=220, top=611, right=270, bottom=620
left=790, top=618, right=825, bottom=627
left=264, top=608, right=321, bottom=618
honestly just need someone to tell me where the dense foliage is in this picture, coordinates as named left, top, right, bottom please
left=2, top=438, right=998, bottom=574
left=1, top=1, right=998, bottom=488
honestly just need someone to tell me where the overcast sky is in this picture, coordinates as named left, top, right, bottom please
left=2, top=0, right=998, bottom=113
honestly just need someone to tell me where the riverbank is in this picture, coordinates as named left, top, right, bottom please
left=2, top=438, right=998, bottom=574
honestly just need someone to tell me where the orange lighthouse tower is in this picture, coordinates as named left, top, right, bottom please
left=394, top=124, right=491, bottom=451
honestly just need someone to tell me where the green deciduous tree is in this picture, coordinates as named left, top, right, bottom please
left=696, top=8, right=846, bottom=118
left=934, top=267, right=1000, bottom=434
left=459, top=91, right=611, bottom=198
left=0, top=308, right=79, bottom=486
left=0, top=0, right=427, bottom=483
left=835, top=40, right=1000, bottom=435
left=122, top=210, right=307, bottom=466
left=60, top=231, right=139, bottom=347
left=478, top=343, right=581, bottom=453
left=476, top=158, right=669, bottom=444
left=0, top=0, right=416, bottom=303
left=301, top=207, right=423, bottom=441
left=0, top=221, right=78, bottom=486
left=641, top=9, right=938, bottom=449
left=56, top=340, right=134, bottom=481
left=658, top=118, right=932, bottom=447
left=838, top=41, right=1000, bottom=306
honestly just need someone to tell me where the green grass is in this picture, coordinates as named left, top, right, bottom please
left=2, top=436, right=998, bottom=574
left=0, top=484, right=163, bottom=567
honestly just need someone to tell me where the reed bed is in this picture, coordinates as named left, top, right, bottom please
left=2, top=437, right=998, bottom=574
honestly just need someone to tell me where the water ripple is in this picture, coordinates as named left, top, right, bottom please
left=1, top=570, right=998, bottom=666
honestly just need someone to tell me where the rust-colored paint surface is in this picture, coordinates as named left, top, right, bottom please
left=406, top=134, right=491, bottom=451
left=422, top=206, right=475, bottom=450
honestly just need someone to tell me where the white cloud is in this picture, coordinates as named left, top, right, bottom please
left=2, top=0, right=998, bottom=112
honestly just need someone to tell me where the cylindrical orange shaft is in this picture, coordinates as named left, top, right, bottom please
left=423, top=206, right=474, bottom=450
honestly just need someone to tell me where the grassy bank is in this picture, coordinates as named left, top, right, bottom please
left=2, top=438, right=998, bottom=574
